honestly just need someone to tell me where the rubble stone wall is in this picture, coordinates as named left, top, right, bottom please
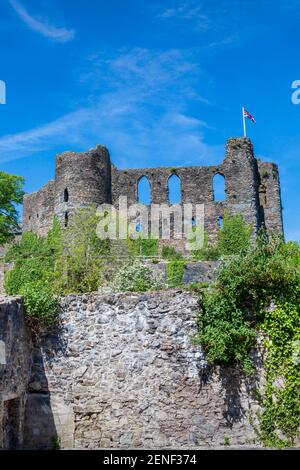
left=25, top=290, right=261, bottom=449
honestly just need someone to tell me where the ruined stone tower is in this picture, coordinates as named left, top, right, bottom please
left=22, top=137, right=284, bottom=241
left=23, top=145, right=112, bottom=234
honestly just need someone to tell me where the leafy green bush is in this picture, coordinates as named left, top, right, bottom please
left=4, top=210, right=111, bottom=321
left=161, top=246, right=182, bottom=260
left=192, top=232, right=220, bottom=261
left=4, top=256, right=55, bottom=294
left=54, top=207, right=110, bottom=294
left=195, top=234, right=300, bottom=446
left=20, top=281, right=59, bottom=325
left=127, top=237, right=158, bottom=258
left=218, top=212, right=252, bottom=255
left=167, top=260, right=185, bottom=288
left=112, top=260, right=164, bottom=292
left=161, top=246, right=185, bottom=288
left=4, top=221, right=61, bottom=324
left=4, top=222, right=61, bottom=296
left=192, top=214, right=252, bottom=260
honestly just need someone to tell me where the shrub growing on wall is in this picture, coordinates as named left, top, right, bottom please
left=218, top=211, right=252, bottom=255
left=162, top=246, right=183, bottom=260
left=4, top=224, right=61, bottom=292
left=192, top=231, right=220, bottom=261
left=127, top=237, right=158, bottom=258
left=54, top=207, right=110, bottom=294
left=20, top=281, right=59, bottom=325
left=112, top=259, right=164, bottom=292
left=191, top=214, right=252, bottom=260
left=4, top=209, right=111, bottom=320
left=196, top=234, right=300, bottom=447
left=4, top=221, right=61, bottom=323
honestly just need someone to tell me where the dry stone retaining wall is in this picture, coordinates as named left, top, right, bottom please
left=26, top=290, right=261, bottom=449
left=0, top=291, right=263, bottom=449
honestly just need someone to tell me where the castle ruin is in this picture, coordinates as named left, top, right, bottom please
left=23, top=137, right=284, bottom=242
left=0, top=138, right=287, bottom=449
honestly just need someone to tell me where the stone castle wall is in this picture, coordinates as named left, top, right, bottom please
left=0, top=291, right=263, bottom=449
left=0, top=296, right=32, bottom=449
left=22, top=138, right=284, bottom=242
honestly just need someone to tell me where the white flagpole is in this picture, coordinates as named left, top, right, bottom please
left=242, top=106, right=246, bottom=137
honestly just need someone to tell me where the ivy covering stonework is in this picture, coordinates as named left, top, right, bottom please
left=196, top=234, right=300, bottom=447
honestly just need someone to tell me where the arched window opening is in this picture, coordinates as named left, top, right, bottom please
left=168, top=174, right=181, bottom=204
left=136, top=221, right=142, bottom=233
left=213, top=173, right=226, bottom=202
left=64, top=212, right=69, bottom=227
left=137, top=176, right=151, bottom=205
left=218, top=216, right=223, bottom=229
left=64, top=188, right=69, bottom=203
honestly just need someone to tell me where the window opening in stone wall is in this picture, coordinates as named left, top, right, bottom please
left=64, top=188, right=69, bottom=203
left=218, top=216, right=223, bottom=229
left=168, top=174, right=181, bottom=204
left=213, top=173, right=226, bottom=202
left=65, top=212, right=69, bottom=227
left=137, top=176, right=151, bottom=205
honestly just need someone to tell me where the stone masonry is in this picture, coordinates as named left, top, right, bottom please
left=0, top=290, right=263, bottom=449
left=0, top=296, right=31, bottom=449
left=22, top=138, right=284, bottom=244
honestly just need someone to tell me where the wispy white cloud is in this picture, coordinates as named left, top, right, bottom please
left=9, top=0, right=75, bottom=43
left=158, top=1, right=210, bottom=30
left=205, top=35, right=236, bottom=49
left=0, top=48, right=222, bottom=167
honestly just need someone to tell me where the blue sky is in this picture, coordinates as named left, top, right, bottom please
left=0, top=0, right=300, bottom=241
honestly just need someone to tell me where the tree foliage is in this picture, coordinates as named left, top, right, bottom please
left=0, top=171, right=24, bottom=245
left=54, top=207, right=110, bottom=294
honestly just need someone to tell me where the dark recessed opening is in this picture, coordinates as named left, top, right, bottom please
left=64, top=188, right=69, bottom=203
